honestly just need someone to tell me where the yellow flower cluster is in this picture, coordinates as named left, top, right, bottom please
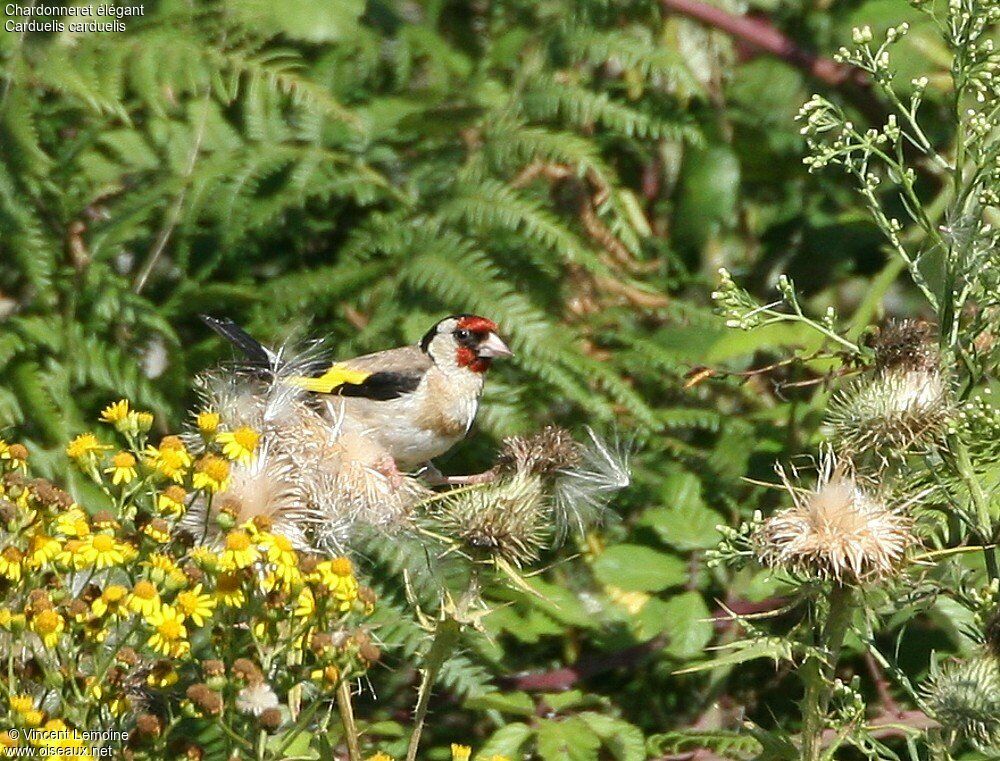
left=65, top=399, right=258, bottom=499
left=0, top=402, right=376, bottom=760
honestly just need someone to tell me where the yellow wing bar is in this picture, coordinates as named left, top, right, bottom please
left=287, top=364, right=371, bottom=394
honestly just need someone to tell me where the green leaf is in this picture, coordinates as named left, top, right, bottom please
left=674, top=636, right=798, bottom=675
left=579, top=712, right=646, bottom=761
left=656, top=591, right=714, bottom=659
left=536, top=717, right=602, bottom=761
left=465, top=692, right=536, bottom=718
left=639, top=472, right=723, bottom=551
left=672, top=143, right=740, bottom=250
left=477, top=723, right=534, bottom=760
left=592, top=545, right=687, bottom=592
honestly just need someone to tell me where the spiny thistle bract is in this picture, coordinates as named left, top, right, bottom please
left=754, top=450, right=916, bottom=583
left=922, top=657, right=1000, bottom=753
left=827, top=322, right=951, bottom=457
left=435, top=473, right=550, bottom=568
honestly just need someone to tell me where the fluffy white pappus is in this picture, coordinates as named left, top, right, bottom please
left=194, top=338, right=332, bottom=435
left=236, top=682, right=280, bottom=717
left=552, top=428, right=631, bottom=540
left=297, top=463, right=427, bottom=554
left=182, top=442, right=319, bottom=551
left=756, top=449, right=916, bottom=583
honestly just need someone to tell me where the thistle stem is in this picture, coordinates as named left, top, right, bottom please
left=949, top=436, right=999, bottom=592
left=336, top=678, right=362, bottom=761
left=405, top=617, right=461, bottom=761
left=800, top=585, right=854, bottom=761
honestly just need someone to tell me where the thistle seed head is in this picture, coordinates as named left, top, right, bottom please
left=436, top=473, right=550, bottom=567
left=755, top=451, right=915, bottom=583
left=826, top=364, right=951, bottom=456
left=869, top=319, right=938, bottom=372
left=922, top=657, right=1000, bottom=753
left=495, top=426, right=582, bottom=476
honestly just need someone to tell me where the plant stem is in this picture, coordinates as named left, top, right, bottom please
left=949, top=436, right=999, bottom=591
left=800, top=585, right=854, bottom=761
left=336, top=677, right=362, bottom=761
left=405, top=617, right=461, bottom=761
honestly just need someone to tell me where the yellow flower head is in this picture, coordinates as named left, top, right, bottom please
left=146, top=605, right=189, bottom=657
left=10, top=694, right=43, bottom=728
left=220, top=529, right=260, bottom=570
left=157, top=485, right=188, bottom=517
left=105, top=451, right=138, bottom=486
left=134, top=411, right=154, bottom=432
left=25, top=533, right=61, bottom=569
left=100, top=399, right=130, bottom=424
left=190, top=546, right=219, bottom=570
left=144, top=553, right=186, bottom=588
left=52, top=507, right=90, bottom=538
left=77, top=533, right=129, bottom=570
left=145, top=437, right=192, bottom=483
left=141, top=520, right=172, bottom=545
left=176, top=583, right=216, bottom=627
left=129, top=580, right=162, bottom=617
left=30, top=720, right=89, bottom=755
left=0, top=442, right=28, bottom=471
left=66, top=433, right=111, bottom=461
left=367, top=754, right=395, bottom=761
left=312, top=557, right=359, bottom=610
left=451, top=745, right=472, bottom=761
left=214, top=572, right=246, bottom=607
left=262, top=532, right=298, bottom=568
left=193, top=454, right=231, bottom=493
left=92, top=584, right=129, bottom=619
left=56, top=539, right=88, bottom=571
left=0, top=608, right=25, bottom=632
left=0, top=546, right=23, bottom=581
left=197, top=410, right=221, bottom=437
left=146, top=660, right=178, bottom=688
left=216, top=426, right=259, bottom=464
left=29, top=608, right=65, bottom=648
left=293, top=587, right=315, bottom=618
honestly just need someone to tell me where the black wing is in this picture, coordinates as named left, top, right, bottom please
left=201, top=315, right=275, bottom=368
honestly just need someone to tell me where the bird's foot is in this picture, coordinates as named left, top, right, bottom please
left=373, top=455, right=406, bottom=490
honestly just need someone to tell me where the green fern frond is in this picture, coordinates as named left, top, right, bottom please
left=523, top=78, right=697, bottom=142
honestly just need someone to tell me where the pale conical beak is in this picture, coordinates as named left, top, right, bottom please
left=478, top=332, right=514, bottom=358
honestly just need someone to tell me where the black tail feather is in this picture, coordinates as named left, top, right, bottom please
left=201, top=316, right=274, bottom=367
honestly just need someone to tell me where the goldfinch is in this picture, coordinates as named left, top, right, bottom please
left=202, top=315, right=513, bottom=472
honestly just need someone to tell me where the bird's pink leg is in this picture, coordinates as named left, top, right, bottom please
left=372, top=454, right=406, bottom=489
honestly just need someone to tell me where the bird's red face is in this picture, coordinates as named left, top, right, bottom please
left=421, top=315, right=513, bottom=372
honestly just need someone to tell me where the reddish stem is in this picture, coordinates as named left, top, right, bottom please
left=659, top=0, right=867, bottom=88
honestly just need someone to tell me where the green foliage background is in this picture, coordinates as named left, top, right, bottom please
left=0, top=0, right=972, bottom=758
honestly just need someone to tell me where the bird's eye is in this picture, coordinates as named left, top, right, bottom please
left=455, top=329, right=471, bottom=340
